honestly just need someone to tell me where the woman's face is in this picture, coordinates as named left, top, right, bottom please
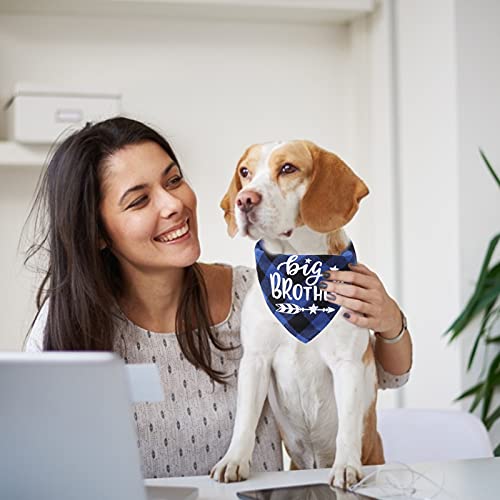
left=99, top=141, right=201, bottom=277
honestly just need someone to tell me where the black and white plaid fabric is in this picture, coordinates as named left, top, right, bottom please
left=254, top=239, right=357, bottom=344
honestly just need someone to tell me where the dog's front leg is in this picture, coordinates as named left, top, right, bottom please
left=210, top=350, right=272, bottom=483
left=328, top=359, right=366, bottom=489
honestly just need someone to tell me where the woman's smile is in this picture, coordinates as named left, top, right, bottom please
left=154, top=219, right=191, bottom=243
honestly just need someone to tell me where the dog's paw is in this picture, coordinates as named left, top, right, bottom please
left=328, top=463, right=363, bottom=490
left=210, top=454, right=251, bottom=483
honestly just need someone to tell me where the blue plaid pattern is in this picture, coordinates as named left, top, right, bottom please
left=254, top=239, right=357, bottom=344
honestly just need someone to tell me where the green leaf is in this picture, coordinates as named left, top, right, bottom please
left=470, top=383, right=486, bottom=413
left=485, top=404, right=500, bottom=430
left=447, top=292, right=485, bottom=341
left=485, top=261, right=500, bottom=283
left=455, top=380, right=484, bottom=401
left=476, top=234, right=500, bottom=292
left=456, top=371, right=500, bottom=415
left=467, top=301, right=496, bottom=370
left=472, top=286, right=500, bottom=317
left=481, top=351, right=500, bottom=421
left=479, top=149, right=500, bottom=189
left=448, top=289, right=498, bottom=343
left=486, top=335, right=500, bottom=344
left=446, top=242, right=500, bottom=340
left=495, top=442, right=500, bottom=457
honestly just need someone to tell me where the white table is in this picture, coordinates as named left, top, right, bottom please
left=146, top=457, right=500, bottom=499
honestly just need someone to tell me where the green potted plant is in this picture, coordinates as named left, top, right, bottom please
left=445, top=150, right=500, bottom=455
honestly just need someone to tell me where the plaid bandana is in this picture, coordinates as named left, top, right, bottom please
left=254, top=239, right=357, bottom=344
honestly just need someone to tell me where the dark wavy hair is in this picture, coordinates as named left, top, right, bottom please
left=25, top=117, right=232, bottom=383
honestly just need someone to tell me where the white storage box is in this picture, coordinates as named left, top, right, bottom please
left=5, top=84, right=122, bottom=144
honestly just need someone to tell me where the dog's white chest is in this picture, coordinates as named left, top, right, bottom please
left=268, top=339, right=339, bottom=467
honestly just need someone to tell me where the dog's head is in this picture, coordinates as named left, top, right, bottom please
left=220, top=140, right=369, bottom=240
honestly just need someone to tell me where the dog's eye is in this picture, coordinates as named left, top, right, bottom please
left=240, top=167, right=250, bottom=178
left=280, top=163, right=298, bottom=175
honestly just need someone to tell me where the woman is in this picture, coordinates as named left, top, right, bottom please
left=25, top=117, right=412, bottom=479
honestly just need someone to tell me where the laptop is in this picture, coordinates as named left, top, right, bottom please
left=0, top=352, right=197, bottom=500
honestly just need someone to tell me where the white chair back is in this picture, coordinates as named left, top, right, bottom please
left=377, top=408, right=493, bottom=463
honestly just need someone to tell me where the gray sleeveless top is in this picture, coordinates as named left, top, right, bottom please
left=110, top=265, right=283, bottom=478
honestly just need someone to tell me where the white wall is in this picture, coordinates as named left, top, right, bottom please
left=395, top=0, right=463, bottom=409
left=0, top=168, right=41, bottom=349
left=347, top=2, right=401, bottom=409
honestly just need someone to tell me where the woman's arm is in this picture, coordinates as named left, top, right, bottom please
left=320, top=262, right=412, bottom=376
left=373, top=312, right=412, bottom=376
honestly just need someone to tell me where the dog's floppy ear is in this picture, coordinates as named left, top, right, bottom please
left=220, top=167, right=242, bottom=238
left=300, top=142, right=369, bottom=233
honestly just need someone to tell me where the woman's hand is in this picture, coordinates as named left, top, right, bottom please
left=319, top=262, right=402, bottom=337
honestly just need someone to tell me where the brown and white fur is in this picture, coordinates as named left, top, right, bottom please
left=210, top=140, right=384, bottom=489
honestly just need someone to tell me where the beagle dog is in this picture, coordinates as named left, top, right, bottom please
left=210, top=140, right=384, bottom=489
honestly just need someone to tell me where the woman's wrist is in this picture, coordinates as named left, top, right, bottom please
left=375, top=306, right=406, bottom=343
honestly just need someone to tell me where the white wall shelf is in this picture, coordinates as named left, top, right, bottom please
left=0, top=0, right=375, bottom=24
left=0, top=141, right=49, bottom=168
